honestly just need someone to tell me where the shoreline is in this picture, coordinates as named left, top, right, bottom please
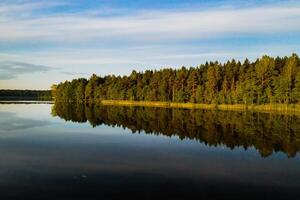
left=101, top=100, right=300, bottom=114
left=0, top=100, right=54, bottom=104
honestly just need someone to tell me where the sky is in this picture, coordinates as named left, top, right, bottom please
left=0, top=0, right=300, bottom=89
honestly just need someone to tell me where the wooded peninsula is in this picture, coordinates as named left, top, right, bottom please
left=52, top=54, right=300, bottom=112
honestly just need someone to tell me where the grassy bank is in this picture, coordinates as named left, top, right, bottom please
left=101, top=100, right=300, bottom=114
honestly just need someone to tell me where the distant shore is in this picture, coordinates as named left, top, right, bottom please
left=0, top=100, right=53, bottom=104
left=0, top=89, right=52, bottom=101
left=101, top=100, right=300, bottom=114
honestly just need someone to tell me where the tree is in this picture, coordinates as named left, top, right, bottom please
left=187, top=70, right=198, bottom=103
left=51, top=84, right=57, bottom=100
left=205, top=64, right=221, bottom=104
left=195, top=85, right=204, bottom=103
left=85, top=74, right=101, bottom=102
left=74, top=78, right=87, bottom=102
left=255, top=56, right=275, bottom=104
left=293, top=71, right=300, bottom=102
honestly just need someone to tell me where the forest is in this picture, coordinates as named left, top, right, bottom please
left=0, top=90, right=52, bottom=100
left=52, top=54, right=300, bottom=105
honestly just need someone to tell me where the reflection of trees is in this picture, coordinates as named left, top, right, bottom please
left=52, top=103, right=300, bottom=158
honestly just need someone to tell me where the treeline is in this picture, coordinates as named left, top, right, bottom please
left=52, top=103, right=300, bottom=157
left=0, top=90, right=52, bottom=100
left=52, top=54, right=300, bottom=104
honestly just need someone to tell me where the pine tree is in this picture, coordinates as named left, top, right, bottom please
left=187, top=70, right=198, bottom=103
left=255, top=56, right=275, bottom=104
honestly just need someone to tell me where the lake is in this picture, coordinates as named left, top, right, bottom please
left=0, top=102, right=300, bottom=199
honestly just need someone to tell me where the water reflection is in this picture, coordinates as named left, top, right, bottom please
left=0, top=112, right=50, bottom=133
left=52, top=103, right=300, bottom=158
left=0, top=103, right=299, bottom=199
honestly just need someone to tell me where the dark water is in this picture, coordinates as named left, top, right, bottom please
left=1, top=103, right=300, bottom=200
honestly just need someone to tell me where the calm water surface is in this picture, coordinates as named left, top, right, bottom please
left=0, top=103, right=300, bottom=199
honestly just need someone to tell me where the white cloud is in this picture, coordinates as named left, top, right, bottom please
left=0, top=3, right=299, bottom=43
left=0, top=61, right=52, bottom=80
left=0, top=1, right=68, bottom=17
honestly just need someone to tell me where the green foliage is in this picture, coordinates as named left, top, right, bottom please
left=52, top=54, right=300, bottom=104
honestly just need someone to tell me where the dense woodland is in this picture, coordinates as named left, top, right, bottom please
left=52, top=54, right=300, bottom=105
left=52, top=103, right=300, bottom=157
left=0, top=90, right=52, bottom=100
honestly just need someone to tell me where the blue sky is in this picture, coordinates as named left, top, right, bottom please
left=0, top=0, right=300, bottom=89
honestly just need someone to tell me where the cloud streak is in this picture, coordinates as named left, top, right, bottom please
left=0, top=3, right=299, bottom=44
left=0, top=61, right=52, bottom=80
left=0, top=112, right=50, bottom=133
